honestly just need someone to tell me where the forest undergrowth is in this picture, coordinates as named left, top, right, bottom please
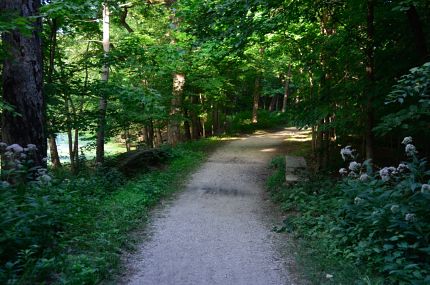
left=268, top=138, right=430, bottom=285
left=0, top=139, right=221, bottom=284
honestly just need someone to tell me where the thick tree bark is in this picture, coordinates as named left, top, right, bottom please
left=1, top=0, right=46, bottom=166
left=96, top=3, right=110, bottom=164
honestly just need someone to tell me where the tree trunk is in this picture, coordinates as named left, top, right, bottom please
left=168, top=73, right=185, bottom=146
left=252, top=76, right=261, bottom=123
left=365, top=0, right=375, bottom=162
left=316, top=121, right=324, bottom=170
left=183, top=108, right=192, bottom=141
left=156, top=128, right=163, bottom=147
left=73, top=128, right=79, bottom=166
left=1, top=0, right=46, bottom=167
left=269, top=94, right=277, bottom=112
left=146, top=119, right=154, bottom=148
left=96, top=2, right=110, bottom=164
left=48, top=135, right=61, bottom=168
left=46, top=18, right=62, bottom=168
left=125, top=129, right=131, bottom=152
left=67, top=127, right=75, bottom=172
left=190, top=95, right=200, bottom=139
left=282, top=64, right=292, bottom=113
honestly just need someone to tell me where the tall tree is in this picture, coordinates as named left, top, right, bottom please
left=365, top=0, right=375, bottom=161
left=96, top=1, right=110, bottom=163
left=166, top=0, right=184, bottom=146
left=1, top=0, right=46, bottom=166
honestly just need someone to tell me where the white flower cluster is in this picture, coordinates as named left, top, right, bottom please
left=35, top=168, right=52, bottom=185
left=339, top=146, right=364, bottom=180
left=405, top=144, right=417, bottom=156
left=421, top=184, right=430, bottom=194
left=405, top=213, right=416, bottom=222
left=0, top=142, right=49, bottom=186
left=339, top=137, right=418, bottom=186
left=349, top=161, right=361, bottom=172
left=397, top=163, right=409, bottom=173
left=340, top=146, right=355, bottom=161
left=401, top=136, right=413, bottom=145
left=354, top=197, right=364, bottom=205
left=359, top=174, right=369, bottom=182
left=379, top=166, right=397, bottom=182
left=402, top=136, right=418, bottom=157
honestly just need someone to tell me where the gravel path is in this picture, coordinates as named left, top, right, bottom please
left=120, top=129, right=298, bottom=285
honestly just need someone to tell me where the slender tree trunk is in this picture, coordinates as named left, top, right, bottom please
left=199, top=94, right=206, bottom=137
left=64, top=97, right=76, bottom=171
left=316, top=121, right=324, bottom=170
left=73, top=128, right=79, bottom=166
left=1, top=0, right=46, bottom=166
left=46, top=18, right=62, bottom=168
left=282, top=64, right=292, bottom=113
left=168, top=73, right=185, bottom=145
left=275, top=93, right=280, bottom=111
left=212, top=104, right=219, bottom=135
left=183, top=108, right=192, bottom=141
left=125, top=129, right=131, bottom=152
left=48, top=135, right=61, bottom=168
left=269, top=95, right=277, bottom=112
left=190, top=95, right=200, bottom=139
left=96, top=2, right=110, bottom=164
left=147, top=119, right=154, bottom=148
left=252, top=76, right=261, bottom=123
left=156, top=127, right=163, bottom=146
left=365, top=0, right=375, bottom=162
left=311, top=125, right=317, bottom=155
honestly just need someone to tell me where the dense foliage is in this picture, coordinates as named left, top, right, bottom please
left=268, top=137, right=430, bottom=284
left=0, top=139, right=217, bottom=284
left=2, top=0, right=429, bottom=168
left=1, top=0, right=429, bottom=284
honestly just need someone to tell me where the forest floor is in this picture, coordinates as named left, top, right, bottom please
left=117, top=128, right=310, bottom=285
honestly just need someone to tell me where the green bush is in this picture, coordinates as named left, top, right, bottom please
left=334, top=138, right=430, bottom=283
left=268, top=137, right=430, bottom=284
left=0, top=139, right=217, bottom=284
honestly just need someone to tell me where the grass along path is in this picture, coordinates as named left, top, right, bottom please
left=52, top=139, right=222, bottom=284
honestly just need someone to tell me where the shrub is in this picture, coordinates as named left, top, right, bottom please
left=334, top=138, right=430, bottom=283
left=268, top=137, right=430, bottom=283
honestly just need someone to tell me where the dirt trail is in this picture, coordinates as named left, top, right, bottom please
left=120, top=128, right=304, bottom=285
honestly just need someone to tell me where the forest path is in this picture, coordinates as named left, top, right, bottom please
left=119, top=128, right=305, bottom=285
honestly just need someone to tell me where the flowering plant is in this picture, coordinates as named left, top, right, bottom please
left=334, top=137, right=430, bottom=282
left=0, top=142, right=51, bottom=186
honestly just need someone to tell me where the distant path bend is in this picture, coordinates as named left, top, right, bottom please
left=121, top=128, right=301, bottom=285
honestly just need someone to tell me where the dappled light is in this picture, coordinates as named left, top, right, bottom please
left=259, top=148, right=277, bottom=153
left=1, top=0, right=429, bottom=284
